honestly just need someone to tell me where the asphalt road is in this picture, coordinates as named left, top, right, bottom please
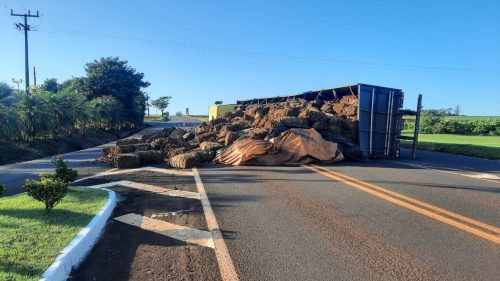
left=0, top=117, right=200, bottom=195
left=2, top=117, right=499, bottom=280
left=199, top=153, right=500, bottom=280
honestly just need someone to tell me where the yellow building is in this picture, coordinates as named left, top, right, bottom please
left=208, top=104, right=236, bottom=121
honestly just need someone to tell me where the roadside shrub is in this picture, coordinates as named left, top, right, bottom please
left=403, top=120, right=415, bottom=131
left=52, top=155, right=78, bottom=183
left=23, top=176, right=68, bottom=211
left=420, top=115, right=443, bottom=134
left=419, top=116, right=500, bottom=135
left=0, top=182, right=5, bottom=196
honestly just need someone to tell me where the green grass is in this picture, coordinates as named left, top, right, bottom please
left=189, top=115, right=209, bottom=122
left=144, top=114, right=165, bottom=121
left=403, top=115, right=500, bottom=121
left=0, top=188, right=108, bottom=281
left=401, top=133, right=500, bottom=159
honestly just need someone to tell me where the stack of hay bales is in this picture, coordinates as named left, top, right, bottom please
left=101, top=95, right=359, bottom=169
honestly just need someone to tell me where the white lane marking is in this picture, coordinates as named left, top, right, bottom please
left=73, top=167, right=193, bottom=185
left=193, top=168, right=239, bottom=281
left=75, top=180, right=201, bottom=200
left=397, top=162, right=500, bottom=185
left=72, top=168, right=118, bottom=184
left=101, top=166, right=194, bottom=176
left=114, top=213, right=214, bottom=248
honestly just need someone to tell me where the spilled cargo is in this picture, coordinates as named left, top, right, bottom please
left=99, top=83, right=410, bottom=168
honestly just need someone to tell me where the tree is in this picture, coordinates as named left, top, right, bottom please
left=0, top=82, right=15, bottom=106
left=453, top=105, right=461, bottom=116
left=83, top=57, right=150, bottom=125
left=59, top=77, right=86, bottom=93
left=41, top=78, right=59, bottom=93
left=151, top=96, right=171, bottom=116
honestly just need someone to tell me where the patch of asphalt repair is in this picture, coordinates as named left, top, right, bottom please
left=69, top=166, right=222, bottom=281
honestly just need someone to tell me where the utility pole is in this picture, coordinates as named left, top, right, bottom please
left=145, top=93, right=150, bottom=116
left=10, top=9, right=39, bottom=92
left=33, top=66, right=37, bottom=86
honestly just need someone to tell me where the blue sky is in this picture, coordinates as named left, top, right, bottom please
left=1, top=0, right=499, bottom=115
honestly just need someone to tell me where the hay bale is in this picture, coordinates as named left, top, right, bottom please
left=114, top=153, right=140, bottom=169
left=299, top=109, right=327, bottom=122
left=102, top=146, right=121, bottom=157
left=249, top=128, right=269, bottom=140
left=134, top=143, right=152, bottom=151
left=309, top=100, right=325, bottom=109
left=227, top=121, right=250, bottom=131
left=166, top=147, right=188, bottom=158
left=182, top=132, right=195, bottom=141
left=116, top=138, right=139, bottom=146
left=136, top=150, right=164, bottom=164
left=278, top=117, right=310, bottom=128
left=195, top=132, right=217, bottom=143
left=217, top=125, right=229, bottom=138
left=145, top=134, right=166, bottom=143
left=209, top=117, right=227, bottom=126
left=118, top=144, right=136, bottom=153
left=141, top=134, right=153, bottom=142
left=169, top=128, right=187, bottom=140
left=225, top=131, right=239, bottom=146
left=199, top=141, right=223, bottom=151
left=168, top=151, right=203, bottom=169
left=151, top=138, right=166, bottom=150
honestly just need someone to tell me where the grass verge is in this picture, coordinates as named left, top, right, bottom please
left=189, top=115, right=209, bottom=122
left=144, top=114, right=166, bottom=121
left=401, top=133, right=500, bottom=160
left=0, top=128, right=139, bottom=166
left=0, top=188, right=108, bottom=281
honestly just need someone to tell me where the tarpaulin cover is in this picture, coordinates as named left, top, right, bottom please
left=217, top=138, right=274, bottom=166
left=218, top=128, right=343, bottom=166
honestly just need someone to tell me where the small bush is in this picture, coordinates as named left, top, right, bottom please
left=0, top=182, right=5, bottom=196
left=23, top=176, right=68, bottom=211
left=52, top=155, right=78, bottom=183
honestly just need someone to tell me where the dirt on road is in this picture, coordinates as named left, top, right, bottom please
left=69, top=168, right=221, bottom=281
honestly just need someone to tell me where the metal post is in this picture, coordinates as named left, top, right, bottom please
left=412, top=94, right=423, bottom=158
left=369, top=89, right=375, bottom=156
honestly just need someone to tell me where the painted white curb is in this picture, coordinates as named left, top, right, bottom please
left=40, top=188, right=117, bottom=281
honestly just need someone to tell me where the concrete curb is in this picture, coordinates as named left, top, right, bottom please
left=40, top=188, right=116, bottom=281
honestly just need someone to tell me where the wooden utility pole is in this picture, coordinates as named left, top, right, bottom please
left=412, top=94, right=423, bottom=159
left=10, top=9, right=39, bottom=92
left=33, top=66, right=37, bottom=86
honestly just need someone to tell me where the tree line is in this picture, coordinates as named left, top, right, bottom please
left=404, top=109, right=500, bottom=136
left=0, top=57, right=150, bottom=141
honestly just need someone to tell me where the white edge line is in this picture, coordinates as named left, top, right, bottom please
left=398, top=162, right=500, bottom=185
left=192, top=168, right=239, bottom=281
left=40, top=187, right=117, bottom=281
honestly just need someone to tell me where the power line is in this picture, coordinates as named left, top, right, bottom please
left=37, top=26, right=500, bottom=76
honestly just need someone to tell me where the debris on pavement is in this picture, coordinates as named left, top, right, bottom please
left=99, top=95, right=360, bottom=168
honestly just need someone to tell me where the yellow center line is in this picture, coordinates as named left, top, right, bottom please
left=304, top=164, right=500, bottom=245
left=310, top=164, right=500, bottom=235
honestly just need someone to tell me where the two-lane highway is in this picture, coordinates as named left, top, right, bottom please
left=199, top=154, right=500, bottom=280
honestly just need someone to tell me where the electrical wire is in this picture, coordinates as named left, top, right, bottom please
left=36, top=26, right=500, bottom=76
